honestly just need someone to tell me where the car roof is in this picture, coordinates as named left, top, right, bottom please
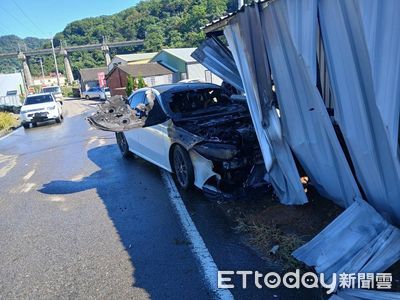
left=152, top=83, right=221, bottom=94
left=27, top=92, right=53, bottom=97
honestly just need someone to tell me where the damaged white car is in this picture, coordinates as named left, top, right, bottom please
left=87, top=83, right=265, bottom=198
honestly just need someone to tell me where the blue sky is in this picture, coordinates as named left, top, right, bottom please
left=0, top=0, right=139, bottom=38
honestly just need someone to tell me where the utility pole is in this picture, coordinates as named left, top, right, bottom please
left=50, top=37, right=60, bottom=87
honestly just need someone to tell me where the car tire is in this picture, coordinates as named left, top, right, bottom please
left=22, top=123, right=30, bottom=129
left=55, top=116, right=62, bottom=123
left=85, top=95, right=90, bottom=100
left=116, top=132, right=134, bottom=159
left=32, top=122, right=37, bottom=127
left=173, top=145, right=194, bottom=190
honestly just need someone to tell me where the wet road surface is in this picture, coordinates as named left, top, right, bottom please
left=0, top=99, right=314, bottom=299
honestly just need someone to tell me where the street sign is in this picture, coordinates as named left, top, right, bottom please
left=98, top=72, right=106, bottom=87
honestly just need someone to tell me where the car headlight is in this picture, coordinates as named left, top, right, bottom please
left=47, top=105, right=56, bottom=110
left=193, top=142, right=239, bottom=161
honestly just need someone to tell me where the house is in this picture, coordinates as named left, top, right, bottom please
left=0, top=73, right=24, bottom=96
left=106, top=62, right=174, bottom=96
left=33, top=75, right=66, bottom=87
left=150, top=48, right=222, bottom=84
left=78, top=67, right=109, bottom=91
left=108, top=52, right=158, bottom=72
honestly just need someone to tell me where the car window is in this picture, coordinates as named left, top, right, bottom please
left=42, top=87, right=61, bottom=93
left=24, top=94, right=53, bottom=105
left=167, top=88, right=231, bottom=114
left=129, top=91, right=146, bottom=108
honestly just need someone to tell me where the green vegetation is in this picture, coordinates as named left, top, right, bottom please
left=0, top=0, right=238, bottom=77
left=137, top=75, right=146, bottom=89
left=126, top=75, right=134, bottom=96
left=0, top=112, right=18, bottom=132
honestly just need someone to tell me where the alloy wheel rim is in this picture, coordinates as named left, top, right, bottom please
left=175, top=151, right=187, bottom=186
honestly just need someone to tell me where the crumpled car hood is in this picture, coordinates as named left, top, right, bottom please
left=86, top=95, right=149, bottom=132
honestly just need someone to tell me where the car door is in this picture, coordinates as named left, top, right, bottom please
left=138, top=89, right=171, bottom=169
left=124, top=91, right=146, bottom=155
left=86, top=88, right=94, bottom=98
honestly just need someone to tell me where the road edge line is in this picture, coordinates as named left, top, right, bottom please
left=0, top=127, right=20, bottom=141
left=160, top=170, right=234, bottom=300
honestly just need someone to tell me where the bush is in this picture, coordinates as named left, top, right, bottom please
left=126, top=75, right=134, bottom=96
left=0, top=112, right=18, bottom=131
left=61, top=86, right=74, bottom=97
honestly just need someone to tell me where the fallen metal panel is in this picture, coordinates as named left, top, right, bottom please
left=260, top=0, right=361, bottom=207
left=293, top=198, right=400, bottom=281
left=359, top=0, right=400, bottom=157
left=282, top=0, right=318, bottom=85
left=319, top=0, right=400, bottom=224
left=191, top=37, right=244, bottom=92
left=224, top=5, right=307, bottom=205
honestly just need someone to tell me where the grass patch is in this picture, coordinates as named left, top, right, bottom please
left=234, top=215, right=305, bottom=271
left=0, top=112, right=18, bottom=132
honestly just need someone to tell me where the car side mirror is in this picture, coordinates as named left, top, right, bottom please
left=59, top=101, right=63, bottom=105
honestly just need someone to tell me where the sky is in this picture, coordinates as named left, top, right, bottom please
left=0, top=0, right=140, bottom=39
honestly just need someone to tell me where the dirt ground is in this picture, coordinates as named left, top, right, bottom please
left=218, top=185, right=343, bottom=270
left=217, top=184, right=400, bottom=292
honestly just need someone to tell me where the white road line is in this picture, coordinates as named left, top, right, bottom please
left=0, top=127, right=20, bottom=141
left=160, top=170, right=234, bottom=300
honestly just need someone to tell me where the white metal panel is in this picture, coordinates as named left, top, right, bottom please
left=225, top=5, right=308, bottom=205
left=261, top=0, right=361, bottom=207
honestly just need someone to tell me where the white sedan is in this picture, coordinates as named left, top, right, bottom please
left=81, top=87, right=111, bottom=100
left=87, top=83, right=265, bottom=199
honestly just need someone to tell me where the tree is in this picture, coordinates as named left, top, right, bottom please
left=132, top=77, right=138, bottom=90
left=126, top=75, right=134, bottom=96
left=137, top=75, right=146, bottom=88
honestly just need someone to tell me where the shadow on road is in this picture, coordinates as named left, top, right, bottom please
left=39, top=144, right=210, bottom=298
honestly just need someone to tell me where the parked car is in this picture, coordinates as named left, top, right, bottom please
left=42, top=85, right=63, bottom=102
left=81, top=87, right=111, bottom=100
left=87, top=83, right=265, bottom=198
left=20, top=93, right=63, bottom=129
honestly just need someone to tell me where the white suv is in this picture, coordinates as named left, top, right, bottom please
left=20, top=93, right=63, bottom=129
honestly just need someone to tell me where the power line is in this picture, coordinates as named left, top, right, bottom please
left=0, top=3, right=41, bottom=37
left=11, top=0, right=48, bottom=37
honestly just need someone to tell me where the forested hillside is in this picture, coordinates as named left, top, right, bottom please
left=0, top=0, right=237, bottom=78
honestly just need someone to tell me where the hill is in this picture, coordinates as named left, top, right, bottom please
left=0, top=0, right=237, bottom=78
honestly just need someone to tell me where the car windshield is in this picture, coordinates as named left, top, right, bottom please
left=168, top=88, right=231, bottom=115
left=42, top=87, right=61, bottom=93
left=24, top=94, right=53, bottom=105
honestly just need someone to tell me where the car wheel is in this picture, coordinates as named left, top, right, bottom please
left=85, top=95, right=90, bottom=100
left=173, top=145, right=194, bottom=190
left=22, top=123, right=30, bottom=129
left=55, top=117, right=62, bottom=123
left=116, top=132, right=134, bottom=159
left=32, top=122, right=37, bottom=127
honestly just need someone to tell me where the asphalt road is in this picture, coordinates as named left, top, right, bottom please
left=0, top=99, right=313, bottom=299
